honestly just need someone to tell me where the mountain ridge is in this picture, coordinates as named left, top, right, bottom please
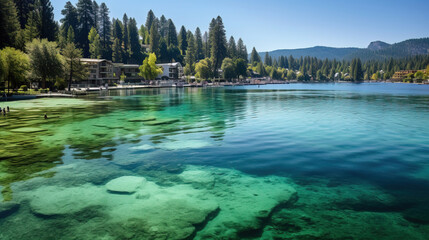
left=258, top=38, right=429, bottom=62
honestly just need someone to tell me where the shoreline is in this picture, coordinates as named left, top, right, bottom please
left=1, top=81, right=427, bottom=102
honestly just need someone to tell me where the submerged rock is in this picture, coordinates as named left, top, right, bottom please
left=29, top=184, right=105, bottom=216
left=179, top=166, right=297, bottom=239
left=0, top=202, right=19, bottom=218
left=106, top=176, right=146, bottom=194
left=10, top=127, right=47, bottom=133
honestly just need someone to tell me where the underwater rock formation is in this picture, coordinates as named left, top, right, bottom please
left=106, top=176, right=147, bottom=194
left=9, top=164, right=297, bottom=239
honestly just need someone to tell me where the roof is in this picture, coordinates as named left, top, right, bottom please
left=80, top=58, right=111, bottom=63
left=114, top=63, right=140, bottom=68
left=156, top=62, right=182, bottom=67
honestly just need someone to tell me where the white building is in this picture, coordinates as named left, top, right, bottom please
left=156, top=63, right=183, bottom=80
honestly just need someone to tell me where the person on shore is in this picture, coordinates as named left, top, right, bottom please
left=44, top=113, right=48, bottom=119
left=2, top=108, right=5, bottom=116
left=6, top=106, right=9, bottom=112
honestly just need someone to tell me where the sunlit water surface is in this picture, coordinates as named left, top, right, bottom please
left=0, top=83, right=429, bottom=239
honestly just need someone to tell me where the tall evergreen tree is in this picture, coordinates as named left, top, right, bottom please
left=149, top=21, right=160, bottom=56
left=112, top=38, right=122, bottom=63
left=122, top=13, right=129, bottom=62
left=236, top=38, right=247, bottom=61
left=210, top=16, right=227, bottom=76
left=99, top=2, right=111, bottom=59
left=159, top=15, right=168, bottom=38
left=62, top=43, right=86, bottom=91
left=166, top=19, right=178, bottom=47
left=0, top=0, right=21, bottom=48
left=207, top=18, right=216, bottom=58
left=145, top=10, right=156, bottom=34
left=178, top=26, right=188, bottom=55
left=92, top=0, right=99, bottom=31
left=227, top=36, right=237, bottom=59
left=264, top=52, right=271, bottom=66
left=60, top=1, right=78, bottom=42
left=76, top=0, right=94, bottom=57
left=66, top=26, right=75, bottom=43
left=195, top=27, right=204, bottom=61
left=13, top=0, right=34, bottom=28
left=203, top=31, right=209, bottom=58
left=184, top=30, right=196, bottom=75
left=250, top=47, right=261, bottom=65
left=34, top=0, right=57, bottom=41
left=88, top=27, right=101, bottom=59
left=128, top=18, right=142, bottom=64
left=158, top=39, right=169, bottom=63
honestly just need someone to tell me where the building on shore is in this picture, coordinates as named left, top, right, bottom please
left=156, top=63, right=184, bottom=80
left=77, top=59, right=183, bottom=87
left=114, top=63, right=141, bottom=82
left=80, top=58, right=116, bottom=86
left=392, top=70, right=426, bottom=81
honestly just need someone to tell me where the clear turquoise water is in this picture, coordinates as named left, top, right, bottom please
left=1, top=83, right=429, bottom=239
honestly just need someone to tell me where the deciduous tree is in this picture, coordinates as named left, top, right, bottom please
left=139, top=53, right=162, bottom=80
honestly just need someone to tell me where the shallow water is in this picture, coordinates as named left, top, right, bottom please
left=0, top=83, right=429, bottom=239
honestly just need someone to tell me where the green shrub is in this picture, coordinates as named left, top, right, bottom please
left=19, top=85, right=28, bottom=91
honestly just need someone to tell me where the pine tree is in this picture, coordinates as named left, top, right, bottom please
left=149, top=21, right=160, bottom=56
left=166, top=19, right=178, bottom=46
left=227, top=36, right=237, bottom=59
left=184, top=30, right=196, bottom=75
left=60, top=1, right=78, bottom=42
left=210, top=16, right=227, bottom=77
left=23, top=11, right=40, bottom=43
left=178, top=26, right=188, bottom=55
left=264, top=52, right=271, bottom=66
left=13, top=0, right=34, bottom=28
left=122, top=14, right=129, bottom=63
left=145, top=10, right=156, bottom=33
left=250, top=47, right=261, bottom=65
left=99, top=2, right=111, bottom=59
left=35, top=0, right=58, bottom=41
left=203, top=31, right=209, bottom=58
left=67, top=26, right=75, bottom=43
left=76, top=0, right=94, bottom=57
left=88, top=27, right=101, bottom=59
left=92, top=0, right=99, bottom=31
left=112, top=38, right=122, bottom=63
left=128, top=18, right=142, bottom=64
left=194, top=27, right=204, bottom=61
left=236, top=38, right=247, bottom=61
left=159, top=15, right=168, bottom=38
left=207, top=18, right=216, bottom=58
left=158, top=39, right=169, bottom=63
left=62, top=42, right=86, bottom=91
left=0, top=0, right=21, bottom=48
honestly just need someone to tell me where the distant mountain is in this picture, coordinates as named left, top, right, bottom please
left=367, top=41, right=390, bottom=51
left=259, top=38, right=429, bottom=62
left=347, top=38, right=429, bottom=61
left=258, top=46, right=360, bottom=61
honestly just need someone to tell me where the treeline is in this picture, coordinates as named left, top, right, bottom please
left=0, top=0, right=250, bottom=86
left=247, top=48, right=429, bottom=81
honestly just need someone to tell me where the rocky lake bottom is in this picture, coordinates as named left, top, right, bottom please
left=1, top=84, right=429, bottom=239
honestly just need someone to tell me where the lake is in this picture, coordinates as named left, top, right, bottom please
left=0, top=83, right=429, bottom=239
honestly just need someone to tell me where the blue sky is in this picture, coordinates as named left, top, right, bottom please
left=52, top=0, right=429, bottom=52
